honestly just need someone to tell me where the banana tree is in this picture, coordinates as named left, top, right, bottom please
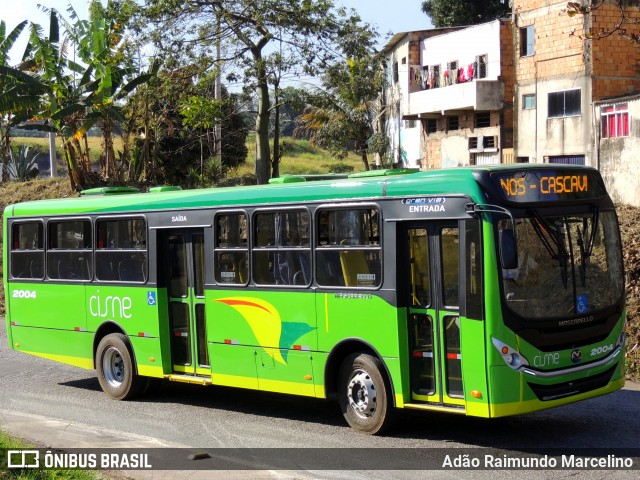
left=0, top=19, right=40, bottom=180
left=54, top=0, right=158, bottom=180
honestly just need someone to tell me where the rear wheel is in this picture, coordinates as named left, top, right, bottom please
left=338, top=353, right=395, bottom=434
left=96, top=333, right=144, bottom=400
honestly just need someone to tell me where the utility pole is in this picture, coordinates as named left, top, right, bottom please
left=48, top=131, right=56, bottom=177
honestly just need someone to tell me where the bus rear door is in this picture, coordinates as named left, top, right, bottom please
left=402, top=222, right=464, bottom=409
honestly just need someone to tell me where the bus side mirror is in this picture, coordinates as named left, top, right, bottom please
left=499, top=228, right=518, bottom=270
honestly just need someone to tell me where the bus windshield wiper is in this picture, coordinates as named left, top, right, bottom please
left=576, top=208, right=599, bottom=287
left=530, top=211, right=570, bottom=288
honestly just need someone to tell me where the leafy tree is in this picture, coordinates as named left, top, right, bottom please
left=220, top=89, right=249, bottom=171
left=140, top=0, right=366, bottom=184
left=565, top=1, right=640, bottom=44
left=0, top=20, right=40, bottom=180
left=49, top=0, right=157, bottom=181
left=294, top=25, right=384, bottom=171
left=125, top=64, right=248, bottom=187
left=421, top=0, right=510, bottom=27
left=2, top=2, right=156, bottom=189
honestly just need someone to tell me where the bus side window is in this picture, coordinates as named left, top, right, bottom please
left=10, top=222, right=45, bottom=279
left=252, top=210, right=310, bottom=286
left=214, top=212, right=248, bottom=285
left=95, top=218, right=147, bottom=283
left=47, top=220, right=92, bottom=281
left=316, top=208, right=381, bottom=288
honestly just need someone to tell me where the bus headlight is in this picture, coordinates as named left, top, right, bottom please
left=492, top=337, right=529, bottom=370
left=617, top=331, right=625, bottom=348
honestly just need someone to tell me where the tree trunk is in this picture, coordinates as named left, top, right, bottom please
left=359, top=140, right=370, bottom=171
left=253, top=55, right=271, bottom=185
left=272, top=91, right=280, bottom=179
left=1, top=122, right=11, bottom=182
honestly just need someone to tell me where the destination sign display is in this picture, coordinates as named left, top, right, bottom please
left=491, top=170, right=606, bottom=203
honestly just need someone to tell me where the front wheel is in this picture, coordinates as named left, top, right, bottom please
left=338, top=353, right=395, bottom=434
left=96, top=333, right=144, bottom=400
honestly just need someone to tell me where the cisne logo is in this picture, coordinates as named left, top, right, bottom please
left=89, top=291, right=132, bottom=319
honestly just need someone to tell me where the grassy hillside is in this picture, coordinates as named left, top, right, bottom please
left=11, top=135, right=365, bottom=177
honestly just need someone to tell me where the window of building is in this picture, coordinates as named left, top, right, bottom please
left=547, top=155, right=585, bottom=165
left=601, top=103, right=629, bottom=138
left=447, top=116, right=459, bottom=131
left=253, top=209, right=311, bottom=286
left=10, top=221, right=44, bottom=279
left=475, top=54, right=488, bottom=79
left=475, top=112, right=491, bottom=128
left=215, top=212, right=248, bottom=285
left=523, top=94, right=536, bottom=110
left=516, top=156, right=530, bottom=163
left=548, top=89, right=581, bottom=118
left=47, top=220, right=92, bottom=281
left=483, top=135, right=497, bottom=149
left=428, top=65, right=440, bottom=88
left=401, top=57, right=407, bottom=65
left=426, top=118, right=438, bottom=133
left=520, top=25, right=534, bottom=57
left=96, top=218, right=147, bottom=282
left=404, top=119, right=416, bottom=128
left=393, top=62, right=399, bottom=83
left=316, top=207, right=381, bottom=288
left=468, top=137, right=478, bottom=149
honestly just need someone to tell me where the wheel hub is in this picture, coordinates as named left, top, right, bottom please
left=102, top=346, right=125, bottom=388
left=347, top=370, right=377, bottom=418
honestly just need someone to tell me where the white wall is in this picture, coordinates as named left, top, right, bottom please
left=420, top=20, right=502, bottom=78
left=384, top=37, right=421, bottom=166
left=517, top=75, right=593, bottom=165
left=598, top=98, right=640, bottom=206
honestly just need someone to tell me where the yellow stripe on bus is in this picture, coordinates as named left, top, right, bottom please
left=21, top=350, right=93, bottom=370
left=212, top=373, right=317, bottom=397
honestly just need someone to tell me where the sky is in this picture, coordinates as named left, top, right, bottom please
left=2, top=0, right=433, bottom=63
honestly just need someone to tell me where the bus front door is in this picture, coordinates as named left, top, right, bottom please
left=403, top=223, right=464, bottom=408
left=161, top=229, right=210, bottom=377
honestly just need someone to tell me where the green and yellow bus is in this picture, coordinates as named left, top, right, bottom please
left=3, top=165, right=626, bottom=434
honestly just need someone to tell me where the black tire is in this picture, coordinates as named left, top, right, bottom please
left=95, top=333, right=144, bottom=400
left=338, top=352, right=395, bottom=434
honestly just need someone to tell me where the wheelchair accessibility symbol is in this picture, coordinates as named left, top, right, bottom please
left=577, top=294, right=588, bottom=314
left=147, top=291, right=156, bottom=306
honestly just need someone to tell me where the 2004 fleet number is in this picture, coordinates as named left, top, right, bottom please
left=591, top=344, right=614, bottom=356
left=12, top=290, right=37, bottom=299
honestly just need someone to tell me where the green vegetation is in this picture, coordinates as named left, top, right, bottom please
left=0, top=430, right=97, bottom=480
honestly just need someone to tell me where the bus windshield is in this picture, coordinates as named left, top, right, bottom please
left=499, top=210, right=623, bottom=319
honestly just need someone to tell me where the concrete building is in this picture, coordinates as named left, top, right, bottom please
left=513, top=0, right=640, bottom=166
left=381, top=28, right=461, bottom=167
left=381, top=20, right=514, bottom=169
left=595, top=94, right=640, bottom=206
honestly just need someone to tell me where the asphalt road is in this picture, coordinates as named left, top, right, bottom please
left=1, top=325, right=639, bottom=479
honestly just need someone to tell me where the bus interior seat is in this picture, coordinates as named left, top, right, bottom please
left=96, top=256, right=114, bottom=281
left=292, top=252, right=310, bottom=285
left=237, top=257, right=248, bottom=283
left=339, top=249, right=370, bottom=287
left=317, top=251, right=344, bottom=286
left=118, top=260, right=143, bottom=282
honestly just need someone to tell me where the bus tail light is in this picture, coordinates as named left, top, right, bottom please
left=492, top=337, right=529, bottom=370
